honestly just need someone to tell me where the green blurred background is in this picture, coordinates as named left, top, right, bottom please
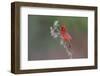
left=28, top=15, right=88, bottom=60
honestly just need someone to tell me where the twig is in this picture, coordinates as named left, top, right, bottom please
left=64, top=42, right=72, bottom=59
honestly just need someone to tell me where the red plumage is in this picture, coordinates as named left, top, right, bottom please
left=60, top=25, right=72, bottom=41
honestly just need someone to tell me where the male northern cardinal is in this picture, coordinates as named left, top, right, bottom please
left=60, top=25, right=72, bottom=42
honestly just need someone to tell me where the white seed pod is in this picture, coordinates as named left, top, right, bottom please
left=53, top=20, right=60, bottom=27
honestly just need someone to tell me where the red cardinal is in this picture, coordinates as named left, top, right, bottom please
left=60, top=25, right=72, bottom=42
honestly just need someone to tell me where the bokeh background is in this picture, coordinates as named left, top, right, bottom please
left=28, top=15, right=88, bottom=60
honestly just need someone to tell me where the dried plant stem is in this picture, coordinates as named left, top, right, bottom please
left=63, top=41, right=72, bottom=59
